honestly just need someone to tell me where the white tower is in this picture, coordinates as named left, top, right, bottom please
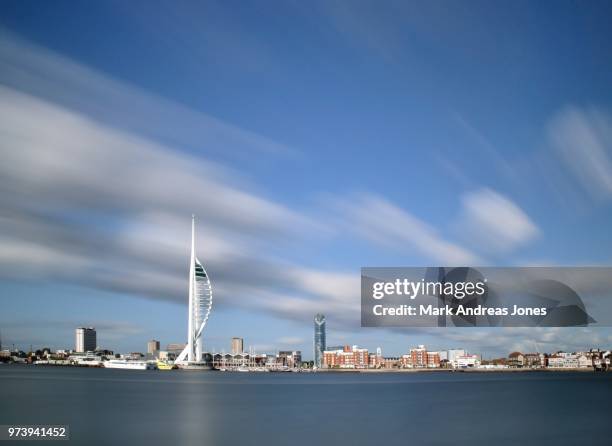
left=176, top=215, right=213, bottom=364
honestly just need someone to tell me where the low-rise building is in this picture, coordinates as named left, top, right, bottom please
left=508, top=352, right=525, bottom=368
left=410, top=345, right=427, bottom=368
left=401, top=346, right=440, bottom=368
left=447, top=349, right=466, bottom=367
left=158, top=350, right=177, bottom=361
left=382, top=357, right=400, bottom=369
left=369, top=348, right=383, bottom=368
left=547, top=353, right=591, bottom=369
left=455, top=354, right=480, bottom=368
left=277, top=351, right=301, bottom=368
left=523, top=353, right=545, bottom=368
left=323, top=345, right=369, bottom=369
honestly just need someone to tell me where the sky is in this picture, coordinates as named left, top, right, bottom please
left=1, top=0, right=612, bottom=358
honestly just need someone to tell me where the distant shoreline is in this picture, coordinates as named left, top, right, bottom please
left=318, top=367, right=599, bottom=373
left=1, top=363, right=605, bottom=373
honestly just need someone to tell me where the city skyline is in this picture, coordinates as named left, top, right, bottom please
left=3, top=315, right=610, bottom=365
left=2, top=2, right=612, bottom=358
left=4, top=323, right=608, bottom=371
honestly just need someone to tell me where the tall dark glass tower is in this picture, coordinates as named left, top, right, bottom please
left=313, top=313, right=326, bottom=368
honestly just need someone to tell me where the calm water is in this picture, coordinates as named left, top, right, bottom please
left=1, top=366, right=611, bottom=446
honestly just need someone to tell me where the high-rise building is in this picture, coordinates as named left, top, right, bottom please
left=313, top=313, right=326, bottom=368
left=147, top=340, right=160, bottom=356
left=166, top=343, right=186, bottom=353
left=175, top=216, right=213, bottom=365
left=75, top=327, right=96, bottom=353
left=231, top=337, right=244, bottom=355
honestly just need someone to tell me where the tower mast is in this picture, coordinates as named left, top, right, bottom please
left=187, top=214, right=195, bottom=362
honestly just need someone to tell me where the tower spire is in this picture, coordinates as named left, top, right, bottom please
left=191, top=214, right=195, bottom=262
left=176, top=214, right=213, bottom=367
left=187, top=215, right=196, bottom=361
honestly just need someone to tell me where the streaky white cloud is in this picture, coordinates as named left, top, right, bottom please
left=0, top=28, right=295, bottom=162
left=458, top=188, right=539, bottom=253
left=548, top=106, right=612, bottom=201
left=0, top=85, right=351, bottom=317
left=0, top=86, right=312, bottom=235
left=333, top=194, right=479, bottom=265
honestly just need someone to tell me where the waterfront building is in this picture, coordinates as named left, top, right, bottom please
left=323, top=349, right=341, bottom=368
left=278, top=351, right=301, bottom=368
left=400, top=346, right=440, bottom=368
left=158, top=351, right=176, bottom=361
left=447, top=349, right=466, bottom=367
left=383, top=357, right=400, bottom=369
left=213, top=353, right=249, bottom=369
left=75, top=327, right=96, bottom=353
left=410, top=345, right=428, bottom=368
left=369, top=347, right=383, bottom=368
left=291, top=351, right=302, bottom=367
left=352, top=345, right=369, bottom=368
left=175, top=216, right=213, bottom=366
left=313, top=313, right=326, bottom=368
left=231, top=337, right=244, bottom=355
left=508, top=351, right=525, bottom=368
left=426, top=351, right=441, bottom=368
left=547, top=353, right=591, bottom=368
left=455, top=354, right=481, bottom=368
left=323, top=345, right=369, bottom=369
left=147, top=340, right=160, bottom=357
left=523, top=353, right=545, bottom=368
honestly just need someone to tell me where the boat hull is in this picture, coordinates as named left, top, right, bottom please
left=104, top=360, right=154, bottom=370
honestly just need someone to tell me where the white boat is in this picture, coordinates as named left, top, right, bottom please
left=103, top=359, right=155, bottom=370
left=75, top=356, right=103, bottom=367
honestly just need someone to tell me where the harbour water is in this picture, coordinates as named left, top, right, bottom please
left=1, top=366, right=611, bottom=446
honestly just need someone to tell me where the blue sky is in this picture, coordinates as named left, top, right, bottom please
left=1, top=1, right=612, bottom=358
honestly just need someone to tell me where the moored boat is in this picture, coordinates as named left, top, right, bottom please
left=156, top=360, right=177, bottom=370
left=104, top=359, right=155, bottom=370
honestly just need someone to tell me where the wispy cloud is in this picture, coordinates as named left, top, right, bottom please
left=457, top=188, right=539, bottom=253
left=0, top=85, right=353, bottom=317
left=332, top=193, right=479, bottom=265
left=0, top=28, right=296, bottom=164
left=548, top=106, right=612, bottom=202
left=0, top=32, right=363, bottom=333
